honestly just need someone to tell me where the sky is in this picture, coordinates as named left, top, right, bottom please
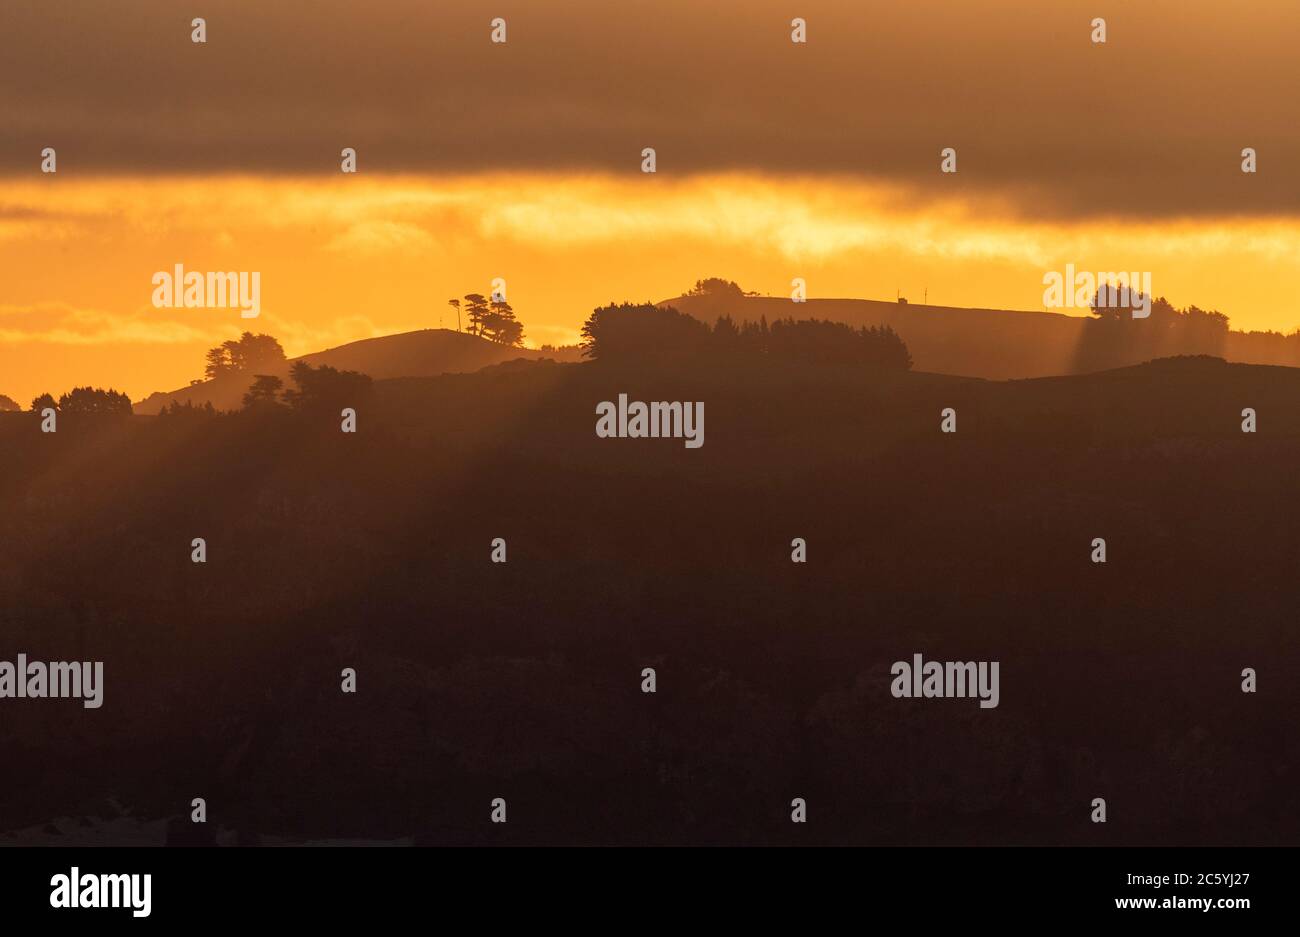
left=2, top=0, right=1299, bottom=403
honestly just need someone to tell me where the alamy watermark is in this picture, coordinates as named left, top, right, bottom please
left=1042, top=264, right=1151, bottom=318
left=0, top=654, right=103, bottom=708
left=595, top=394, right=704, bottom=448
left=890, top=653, right=999, bottom=708
left=50, top=868, right=150, bottom=918
left=152, top=264, right=260, bottom=319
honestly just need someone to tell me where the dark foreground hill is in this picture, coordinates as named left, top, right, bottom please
left=0, top=354, right=1295, bottom=844
left=664, top=292, right=1300, bottom=379
left=134, top=328, right=582, bottom=414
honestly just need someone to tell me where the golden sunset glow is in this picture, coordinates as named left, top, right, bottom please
left=5, top=0, right=1300, bottom=404
left=5, top=0, right=1300, bottom=861
left=3, top=173, right=1300, bottom=403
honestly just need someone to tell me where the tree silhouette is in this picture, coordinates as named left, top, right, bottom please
left=204, top=347, right=233, bottom=381
left=30, top=393, right=57, bottom=412
left=713, top=314, right=741, bottom=345
left=484, top=299, right=525, bottom=346
left=688, top=278, right=745, bottom=298
left=1089, top=284, right=1157, bottom=321
left=204, top=332, right=286, bottom=380
left=281, top=361, right=371, bottom=413
left=234, top=333, right=285, bottom=370
left=158, top=399, right=217, bottom=422
left=1075, top=293, right=1231, bottom=372
left=242, top=374, right=285, bottom=409
left=55, top=386, right=133, bottom=417
left=0, top=394, right=19, bottom=412
left=767, top=318, right=912, bottom=370
left=579, top=304, right=911, bottom=370
left=737, top=315, right=770, bottom=353
left=580, top=303, right=712, bottom=360
left=454, top=293, right=524, bottom=345
left=462, top=294, right=489, bottom=337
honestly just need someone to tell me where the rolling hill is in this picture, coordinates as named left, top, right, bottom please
left=2, top=352, right=1297, bottom=844
left=661, top=292, right=1300, bottom=380
left=133, top=329, right=582, bottom=414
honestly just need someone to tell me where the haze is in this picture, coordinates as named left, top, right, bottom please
left=2, top=0, right=1298, bottom=401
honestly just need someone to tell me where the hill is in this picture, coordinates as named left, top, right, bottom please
left=1, top=352, right=1296, bottom=844
left=662, top=292, right=1300, bottom=379
left=133, top=329, right=582, bottom=414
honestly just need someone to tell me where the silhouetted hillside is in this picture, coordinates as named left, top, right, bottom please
left=1, top=353, right=1296, bottom=845
left=663, top=292, right=1300, bottom=379
left=134, top=329, right=582, bottom=414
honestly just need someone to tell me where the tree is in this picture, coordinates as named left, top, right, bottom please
left=242, top=374, right=285, bottom=409
left=713, top=315, right=740, bottom=346
left=766, top=318, right=912, bottom=370
left=1089, top=284, right=1156, bottom=322
left=493, top=315, right=524, bottom=347
left=483, top=300, right=524, bottom=346
left=281, top=361, right=372, bottom=413
left=204, top=332, right=285, bottom=380
left=231, top=332, right=286, bottom=371
left=738, top=316, right=769, bottom=353
left=688, top=278, right=745, bottom=298
left=0, top=394, right=19, bottom=412
left=30, top=393, right=57, bottom=412
left=205, top=346, right=233, bottom=380
left=1181, top=304, right=1230, bottom=337
left=860, top=324, right=913, bottom=371
left=455, top=293, right=525, bottom=345
left=55, top=386, right=133, bottom=417
left=158, top=399, right=217, bottom=422
left=579, top=303, right=712, bottom=360
left=1078, top=290, right=1232, bottom=371
left=462, top=294, right=489, bottom=337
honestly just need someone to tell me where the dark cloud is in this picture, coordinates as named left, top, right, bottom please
left=2, top=0, right=1298, bottom=218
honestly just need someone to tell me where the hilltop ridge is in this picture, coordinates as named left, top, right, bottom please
left=661, top=292, right=1300, bottom=380
left=134, top=328, right=581, bottom=414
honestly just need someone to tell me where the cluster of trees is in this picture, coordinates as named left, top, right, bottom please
left=764, top=317, right=914, bottom=369
left=1077, top=288, right=1233, bottom=371
left=686, top=278, right=759, bottom=298
left=580, top=304, right=711, bottom=360
left=29, top=387, right=133, bottom=417
left=446, top=294, right=525, bottom=346
left=1090, top=287, right=1230, bottom=333
left=579, top=302, right=912, bottom=370
left=241, top=361, right=372, bottom=413
left=204, top=332, right=286, bottom=380
left=157, top=399, right=217, bottom=421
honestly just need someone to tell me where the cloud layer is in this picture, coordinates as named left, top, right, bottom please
left=3, top=0, right=1298, bottom=218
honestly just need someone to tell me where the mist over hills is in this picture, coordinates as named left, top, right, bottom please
left=1, top=352, right=1296, bottom=844
left=118, top=286, right=1300, bottom=419
left=5, top=288, right=1296, bottom=844
left=133, top=329, right=582, bottom=415
left=662, top=291, right=1300, bottom=380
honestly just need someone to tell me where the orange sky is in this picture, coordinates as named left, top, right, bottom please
left=5, top=172, right=1300, bottom=403
left=3, top=0, right=1299, bottom=403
